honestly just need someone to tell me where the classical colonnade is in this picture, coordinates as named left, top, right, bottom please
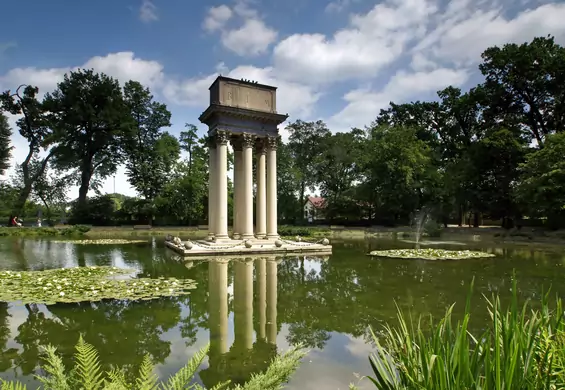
left=207, top=130, right=279, bottom=241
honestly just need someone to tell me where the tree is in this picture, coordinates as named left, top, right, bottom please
left=0, top=85, right=54, bottom=224
left=122, top=81, right=179, bottom=217
left=286, top=120, right=331, bottom=212
left=43, top=69, right=132, bottom=216
left=516, top=132, right=565, bottom=229
left=0, top=112, right=12, bottom=176
left=276, top=140, right=300, bottom=222
left=180, top=124, right=199, bottom=176
left=478, top=36, right=565, bottom=146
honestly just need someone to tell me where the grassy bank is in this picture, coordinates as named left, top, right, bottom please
left=0, top=225, right=91, bottom=237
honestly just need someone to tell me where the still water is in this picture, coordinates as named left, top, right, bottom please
left=0, top=237, right=564, bottom=389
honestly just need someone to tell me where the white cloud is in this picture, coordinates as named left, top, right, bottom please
left=328, top=68, right=469, bottom=132
left=203, top=5, right=233, bottom=32
left=273, top=0, right=437, bottom=84
left=203, top=2, right=277, bottom=56
left=139, top=0, right=158, bottom=23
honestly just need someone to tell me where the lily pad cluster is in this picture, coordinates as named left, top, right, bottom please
left=369, top=248, right=496, bottom=260
left=51, top=239, right=148, bottom=245
left=0, top=266, right=197, bottom=305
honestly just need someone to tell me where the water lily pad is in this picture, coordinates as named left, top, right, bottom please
left=51, top=239, right=148, bottom=245
left=0, top=266, right=196, bottom=305
left=368, top=248, right=495, bottom=260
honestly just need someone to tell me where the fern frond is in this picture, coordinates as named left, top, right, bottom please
left=0, top=379, right=28, bottom=390
left=35, top=345, right=71, bottom=390
left=163, top=343, right=210, bottom=390
left=105, top=367, right=130, bottom=389
left=208, top=380, right=231, bottom=390
left=74, top=335, right=104, bottom=390
left=135, top=354, right=158, bottom=390
left=234, top=345, right=307, bottom=390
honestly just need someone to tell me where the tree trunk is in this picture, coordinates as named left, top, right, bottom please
left=77, top=167, right=92, bottom=209
left=8, top=183, right=34, bottom=225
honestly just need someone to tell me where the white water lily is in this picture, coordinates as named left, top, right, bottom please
left=59, top=292, right=65, bottom=297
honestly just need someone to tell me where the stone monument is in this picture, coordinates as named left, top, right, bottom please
left=165, top=76, right=332, bottom=257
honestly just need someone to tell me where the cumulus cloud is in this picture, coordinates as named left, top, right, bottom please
left=273, top=0, right=437, bottom=84
left=328, top=68, right=469, bottom=132
left=202, top=1, right=277, bottom=56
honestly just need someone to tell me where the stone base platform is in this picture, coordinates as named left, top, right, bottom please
left=165, top=237, right=332, bottom=258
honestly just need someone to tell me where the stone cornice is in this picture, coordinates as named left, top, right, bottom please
left=199, top=104, right=288, bottom=125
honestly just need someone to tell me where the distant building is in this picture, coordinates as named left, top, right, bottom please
left=304, top=196, right=326, bottom=221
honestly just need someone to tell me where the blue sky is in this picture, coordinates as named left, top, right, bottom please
left=1, top=0, right=565, bottom=197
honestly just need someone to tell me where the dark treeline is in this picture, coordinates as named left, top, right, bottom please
left=1, top=36, right=564, bottom=229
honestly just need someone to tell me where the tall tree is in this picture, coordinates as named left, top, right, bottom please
left=122, top=80, right=179, bottom=206
left=43, top=69, right=131, bottom=214
left=0, top=112, right=12, bottom=176
left=179, top=124, right=199, bottom=176
left=286, top=120, right=331, bottom=211
left=478, top=36, right=565, bottom=146
left=0, top=85, right=54, bottom=223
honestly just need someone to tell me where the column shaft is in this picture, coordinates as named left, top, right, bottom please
left=215, top=130, right=229, bottom=241
left=266, top=136, right=278, bottom=239
left=232, top=146, right=242, bottom=239
left=234, top=259, right=254, bottom=350
left=241, top=133, right=255, bottom=239
left=208, top=142, right=217, bottom=238
left=255, top=140, right=267, bottom=239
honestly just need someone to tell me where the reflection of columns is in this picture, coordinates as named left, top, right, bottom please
left=255, top=140, right=267, bottom=239
left=266, top=258, right=278, bottom=344
left=232, top=136, right=242, bottom=239
left=215, top=131, right=229, bottom=241
left=241, top=133, right=255, bottom=239
left=208, top=139, right=217, bottom=238
left=266, top=136, right=279, bottom=239
left=209, top=259, right=229, bottom=355
left=234, top=259, right=254, bottom=350
left=255, top=258, right=267, bottom=340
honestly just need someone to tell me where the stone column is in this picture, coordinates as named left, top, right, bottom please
left=266, top=258, right=278, bottom=344
left=255, top=257, right=266, bottom=340
left=207, top=138, right=217, bottom=239
left=255, top=139, right=267, bottom=239
left=266, top=135, right=279, bottom=240
left=234, top=259, right=254, bottom=350
left=241, top=133, right=255, bottom=240
left=215, top=130, right=230, bottom=241
left=231, top=136, right=243, bottom=239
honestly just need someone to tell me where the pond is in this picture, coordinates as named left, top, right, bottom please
left=0, top=236, right=564, bottom=389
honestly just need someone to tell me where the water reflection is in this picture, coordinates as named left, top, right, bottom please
left=1, top=237, right=565, bottom=389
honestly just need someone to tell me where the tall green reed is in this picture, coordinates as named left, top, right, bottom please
left=364, top=278, right=565, bottom=389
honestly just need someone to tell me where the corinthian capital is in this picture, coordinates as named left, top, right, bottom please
left=266, top=135, right=280, bottom=150
left=215, top=130, right=230, bottom=145
left=241, top=133, right=255, bottom=148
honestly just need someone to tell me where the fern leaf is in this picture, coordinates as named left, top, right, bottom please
left=0, top=379, right=28, bottom=390
left=135, top=354, right=159, bottom=390
left=208, top=380, right=231, bottom=390
left=106, top=367, right=129, bottom=388
left=234, top=345, right=306, bottom=390
left=74, top=335, right=104, bottom=390
left=35, top=345, right=72, bottom=390
left=163, top=343, right=210, bottom=390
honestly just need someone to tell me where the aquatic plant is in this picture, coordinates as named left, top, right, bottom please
left=356, top=279, right=565, bottom=389
left=51, top=239, right=148, bottom=245
left=0, top=266, right=196, bottom=305
left=369, top=248, right=495, bottom=260
left=0, top=336, right=306, bottom=389
left=0, top=225, right=90, bottom=237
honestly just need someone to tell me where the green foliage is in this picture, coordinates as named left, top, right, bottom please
left=0, top=112, right=12, bottom=176
left=0, top=266, right=196, bottom=305
left=362, top=279, right=565, bottom=389
left=0, top=225, right=88, bottom=237
left=44, top=69, right=131, bottom=209
left=0, top=337, right=305, bottom=390
left=122, top=81, right=179, bottom=205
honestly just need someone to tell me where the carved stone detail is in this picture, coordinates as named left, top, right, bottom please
left=215, top=130, right=230, bottom=145
left=266, top=135, right=279, bottom=150
left=241, top=133, right=255, bottom=149
left=255, top=138, right=267, bottom=155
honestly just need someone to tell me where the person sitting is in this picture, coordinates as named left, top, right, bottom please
left=12, top=216, right=22, bottom=227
